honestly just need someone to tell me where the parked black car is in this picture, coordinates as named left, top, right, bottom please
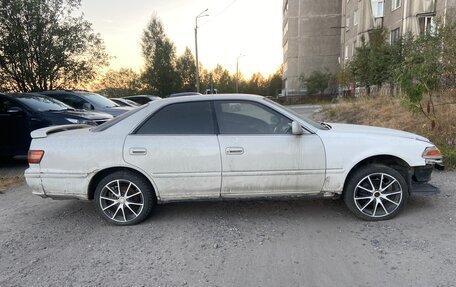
left=122, top=95, right=162, bottom=105
left=0, top=93, right=113, bottom=158
left=38, top=90, right=132, bottom=117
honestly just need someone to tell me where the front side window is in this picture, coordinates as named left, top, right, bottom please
left=136, top=101, right=215, bottom=135
left=215, top=101, right=292, bottom=135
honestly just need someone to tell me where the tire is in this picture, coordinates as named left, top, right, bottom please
left=343, top=164, right=408, bottom=221
left=93, top=171, right=155, bottom=225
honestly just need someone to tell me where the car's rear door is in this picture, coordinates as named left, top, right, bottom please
left=214, top=100, right=326, bottom=198
left=123, top=101, right=222, bottom=201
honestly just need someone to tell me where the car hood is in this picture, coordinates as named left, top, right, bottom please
left=43, top=110, right=113, bottom=120
left=97, top=106, right=133, bottom=117
left=327, top=123, right=430, bottom=142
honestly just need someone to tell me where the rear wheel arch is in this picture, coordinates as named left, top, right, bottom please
left=88, top=166, right=158, bottom=201
left=343, top=155, right=411, bottom=195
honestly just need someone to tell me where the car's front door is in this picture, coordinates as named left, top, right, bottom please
left=123, top=101, right=222, bottom=201
left=214, top=100, right=326, bottom=198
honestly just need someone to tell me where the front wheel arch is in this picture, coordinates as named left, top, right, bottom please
left=343, top=155, right=411, bottom=196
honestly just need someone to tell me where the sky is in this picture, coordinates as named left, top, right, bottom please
left=80, top=0, right=283, bottom=78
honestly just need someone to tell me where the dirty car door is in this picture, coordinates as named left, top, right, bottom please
left=214, top=100, right=326, bottom=198
left=123, top=101, right=221, bottom=201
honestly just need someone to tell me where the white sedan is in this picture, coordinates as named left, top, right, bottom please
left=25, top=94, right=444, bottom=225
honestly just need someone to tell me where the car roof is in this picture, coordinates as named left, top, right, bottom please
left=159, top=94, right=264, bottom=104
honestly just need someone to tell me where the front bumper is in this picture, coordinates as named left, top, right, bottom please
left=409, top=164, right=441, bottom=196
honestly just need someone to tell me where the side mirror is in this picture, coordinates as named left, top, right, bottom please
left=6, top=107, right=25, bottom=115
left=291, top=121, right=304, bottom=135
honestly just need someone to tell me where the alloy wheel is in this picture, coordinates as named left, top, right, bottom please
left=99, top=179, right=145, bottom=223
left=353, top=173, right=403, bottom=218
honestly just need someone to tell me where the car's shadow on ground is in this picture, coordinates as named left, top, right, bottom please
left=0, top=157, right=28, bottom=177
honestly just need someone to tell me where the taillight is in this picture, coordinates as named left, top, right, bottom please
left=28, top=150, right=45, bottom=164
left=422, top=146, right=442, bottom=159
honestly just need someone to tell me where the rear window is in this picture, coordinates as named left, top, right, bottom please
left=135, top=101, right=215, bottom=135
left=91, top=105, right=147, bottom=132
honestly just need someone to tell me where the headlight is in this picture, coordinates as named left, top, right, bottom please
left=422, top=146, right=442, bottom=159
left=422, top=146, right=444, bottom=166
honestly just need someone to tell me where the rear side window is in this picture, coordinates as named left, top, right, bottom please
left=136, top=101, right=215, bottom=134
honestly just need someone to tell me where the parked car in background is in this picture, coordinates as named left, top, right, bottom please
left=0, top=93, right=112, bottom=158
left=111, top=98, right=141, bottom=107
left=122, top=95, right=162, bottom=105
left=168, top=92, right=203, bottom=98
left=38, top=90, right=132, bottom=117
left=26, top=94, right=443, bottom=225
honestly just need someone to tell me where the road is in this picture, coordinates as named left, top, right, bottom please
left=1, top=105, right=455, bottom=286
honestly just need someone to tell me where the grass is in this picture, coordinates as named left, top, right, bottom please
left=319, top=92, right=456, bottom=169
left=0, top=176, right=24, bottom=193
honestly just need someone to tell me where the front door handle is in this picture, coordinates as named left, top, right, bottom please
left=129, top=148, right=147, bottom=155
left=226, top=147, right=244, bottom=155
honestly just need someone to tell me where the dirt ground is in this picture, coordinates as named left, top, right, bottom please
left=0, top=170, right=455, bottom=287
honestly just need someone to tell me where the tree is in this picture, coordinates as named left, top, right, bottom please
left=141, top=16, right=178, bottom=97
left=0, top=0, right=108, bottom=92
left=91, top=68, right=143, bottom=97
left=175, top=47, right=197, bottom=92
left=266, top=66, right=283, bottom=97
left=301, top=70, right=331, bottom=95
left=348, top=29, right=401, bottom=93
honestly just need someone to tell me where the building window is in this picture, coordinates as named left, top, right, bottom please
left=283, top=40, right=289, bottom=54
left=346, top=16, right=350, bottom=31
left=354, top=10, right=359, bottom=26
left=283, top=0, right=289, bottom=14
left=419, top=16, right=435, bottom=34
left=371, top=0, right=384, bottom=17
left=283, top=21, right=289, bottom=35
left=284, top=61, right=288, bottom=73
left=345, top=44, right=350, bottom=60
left=390, top=28, right=400, bottom=43
left=392, top=0, right=401, bottom=10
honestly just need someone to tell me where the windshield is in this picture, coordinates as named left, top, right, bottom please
left=78, top=92, right=119, bottom=108
left=17, top=95, right=73, bottom=112
left=264, top=98, right=328, bottom=130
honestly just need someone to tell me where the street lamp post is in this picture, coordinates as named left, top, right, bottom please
left=194, top=9, right=209, bottom=93
left=236, top=54, right=244, bottom=93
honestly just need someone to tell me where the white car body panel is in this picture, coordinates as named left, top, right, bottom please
left=218, top=134, right=325, bottom=197
left=123, top=135, right=222, bottom=200
left=25, top=94, right=436, bottom=203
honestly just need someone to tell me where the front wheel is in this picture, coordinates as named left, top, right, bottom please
left=343, top=164, right=408, bottom=221
left=93, top=171, right=155, bottom=225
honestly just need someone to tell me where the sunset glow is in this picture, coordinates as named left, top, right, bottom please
left=81, top=0, right=283, bottom=77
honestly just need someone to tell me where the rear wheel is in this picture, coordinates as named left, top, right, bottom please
left=344, top=164, right=408, bottom=221
left=93, top=171, right=155, bottom=225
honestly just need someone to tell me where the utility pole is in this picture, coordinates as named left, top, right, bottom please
left=236, top=54, right=244, bottom=93
left=194, top=9, right=209, bottom=93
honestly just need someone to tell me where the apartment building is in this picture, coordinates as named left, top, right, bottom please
left=283, top=0, right=456, bottom=95
left=282, top=0, right=342, bottom=95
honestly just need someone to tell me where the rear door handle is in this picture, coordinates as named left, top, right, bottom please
left=129, top=148, right=147, bottom=155
left=226, top=147, right=244, bottom=155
